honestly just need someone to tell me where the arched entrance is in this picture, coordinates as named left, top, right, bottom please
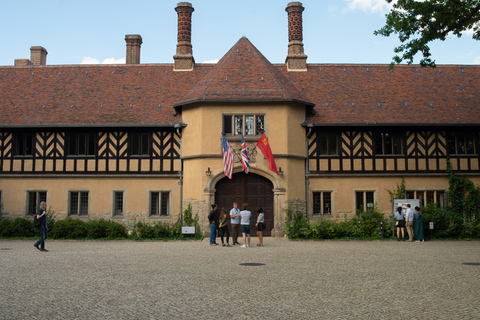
left=215, top=172, right=274, bottom=236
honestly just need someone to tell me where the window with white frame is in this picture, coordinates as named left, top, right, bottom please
left=355, top=191, right=375, bottom=213
left=223, top=114, right=264, bottom=136
left=312, top=191, right=332, bottom=215
left=113, top=191, right=124, bottom=216
left=27, top=191, right=47, bottom=215
left=69, top=191, right=89, bottom=216
left=406, top=190, right=447, bottom=208
left=149, top=191, right=170, bottom=216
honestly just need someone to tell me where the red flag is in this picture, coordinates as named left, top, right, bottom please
left=256, top=132, right=278, bottom=174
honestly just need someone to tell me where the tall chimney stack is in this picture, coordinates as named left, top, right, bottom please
left=174, top=2, right=195, bottom=71
left=285, top=2, right=307, bottom=71
left=30, top=46, right=48, bottom=66
left=125, top=34, right=143, bottom=64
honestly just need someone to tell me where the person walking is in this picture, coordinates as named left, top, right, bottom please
left=208, top=204, right=219, bottom=246
left=255, top=206, right=265, bottom=246
left=239, top=203, right=251, bottom=248
left=405, top=204, right=415, bottom=242
left=33, top=201, right=49, bottom=252
left=229, top=202, right=241, bottom=245
left=394, top=206, right=406, bottom=241
left=218, top=207, right=231, bottom=247
left=414, top=206, right=425, bottom=242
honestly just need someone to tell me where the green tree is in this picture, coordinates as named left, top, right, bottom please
left=374, top=0, right=480, bottom=67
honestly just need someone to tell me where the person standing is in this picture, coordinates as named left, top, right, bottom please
left=208, top=204, right=219, bottom=246
left=33, top=201, right=49, bottom=252
left=405, top=204, right=415, bottom=242
left=218, top=207, right=231, bottom=247
left=394, top=206, right=406, bottom=241
left=240, top=203, right=252, bottom=248
left=414, top=206, right=425, bottom=242
left=229, top=202, right=241, bottom=245
left=255, top=206, right=265, bottom=247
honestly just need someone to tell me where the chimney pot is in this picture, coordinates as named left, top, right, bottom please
left=285, top=2, right=307, bottom=71
left=30, top=46, right=48, bottom=66
left=125, top=34, right=143, bottom=64
left=174, top=2, right=195, bottom=71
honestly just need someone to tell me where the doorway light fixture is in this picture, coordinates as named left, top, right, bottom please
left=278, top=167, right=283, bottom=175
left=206, top=167, right=212, bottom=176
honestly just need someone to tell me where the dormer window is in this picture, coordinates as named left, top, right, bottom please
left=223, top=114, right=264, bottom=136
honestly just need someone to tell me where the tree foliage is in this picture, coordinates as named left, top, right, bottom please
left=374, top=0, right=480, bottom=67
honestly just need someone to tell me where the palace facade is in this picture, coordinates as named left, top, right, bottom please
left=1, top=2, right=479, bottom=236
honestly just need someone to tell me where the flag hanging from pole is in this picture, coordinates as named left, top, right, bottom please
left=256, top=132, right=278, bottom=174
left=221, top=134, right=234, bottom=179
left=241, top=133, right=250, bottom=174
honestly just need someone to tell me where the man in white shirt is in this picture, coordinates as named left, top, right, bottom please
left=405, top=204, right=415, bottom=242
left=229, top=203, right=241, bottom=245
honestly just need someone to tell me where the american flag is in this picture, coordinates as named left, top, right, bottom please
left=222, top=134, right=234, bottom=179
left=241, top=133, right=250, bottom=173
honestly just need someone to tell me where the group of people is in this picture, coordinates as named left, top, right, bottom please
left=208, top=202, right=265, bottom=248
left=394, top=204, right=425, bottom=242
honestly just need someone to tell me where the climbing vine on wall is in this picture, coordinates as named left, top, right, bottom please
left=447, top=160, right=480, bottom=218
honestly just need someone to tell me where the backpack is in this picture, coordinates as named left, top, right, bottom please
left=33, top=215, right=41, bottom=229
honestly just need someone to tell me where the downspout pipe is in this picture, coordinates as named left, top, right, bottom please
left=174, top=123, right=186, bottom=222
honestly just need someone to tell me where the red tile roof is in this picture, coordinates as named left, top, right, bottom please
left=174, top=37, right=313, bottom=110
left=1, top=37, right=479, bottom=127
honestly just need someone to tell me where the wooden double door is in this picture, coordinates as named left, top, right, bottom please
left=215, top=172, right=274, bottom=236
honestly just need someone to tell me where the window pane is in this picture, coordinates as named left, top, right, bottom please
left=406, top=191, right=414, bottom=199
left=114, top=192, right=123, bottom=216
left=447, top=133, right=456, bottom=154
left=328, top=134, right=337, bottom=155
left=457, top=133, right=466, bottom=154
left=466, top=133, right=475, bottom=154
left=80, top=192, right=89, bottom=215
left=374, top=132, right=383, bottom=154
left=150, top=192, right=159, bottom=215
left=28, top=191, right=37, bottom=215
left=313, top=192, right=321, bottom=215
left=323, top=192, right=331, bottom=214
left=68, top=134, right=76, bottom=155
left=245, top=116, right=254, bottom=136
left=256, top=116, right=264, bottom=135
left=88, top=133, right=96, bottom=155
left=384, top=133, right=392, bottom=155
left=319, top=134, right=328, bottom=155
left=426, top=191, right=434, bottom=206
left=70, top=192, right=79, bottom=215
left=131, top=133, right=140, bottom=155
left=356, top=192, right=364, bottom=212
left=393, top=134, right=402, bottom=154
left=234, top=116, right=243, bottom=135
left=223, top=115, right=232, bottom=135
left=78, top=134, right=86, bottom=155
left=366, top=192, right=374, bottom=209
left=160, top=192, right=169, bottom=216
left=141, top=133, right=149, bottom=155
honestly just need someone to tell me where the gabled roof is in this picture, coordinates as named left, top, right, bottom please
left=284, top=64, right=480, bottom=126
left=173, top=36, right=314, bottom=111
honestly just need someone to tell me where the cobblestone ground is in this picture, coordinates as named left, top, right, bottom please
left=1, top=238, right=479, bottom=320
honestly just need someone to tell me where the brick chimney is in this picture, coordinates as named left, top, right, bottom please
left=30, top=46, right=48, bottom=66
left=173, top=2, right=194, bottom=71
left=14, top=59, right=33, bottom=66
left=285, top=2, right=307, bottom=71
left=125, top=34, right=143, bottom=64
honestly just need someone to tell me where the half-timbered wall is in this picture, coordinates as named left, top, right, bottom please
left=308, top=127, right=480, bottom=174
left=0, top=128, right=180, bottom=175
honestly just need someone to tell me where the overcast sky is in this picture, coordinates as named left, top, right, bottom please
left=1, top=0, right=478, bottom=66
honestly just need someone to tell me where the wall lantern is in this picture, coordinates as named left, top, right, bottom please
left=278, top=167, right=283, bottom=175
left=206, top=167, right=212, bottom=176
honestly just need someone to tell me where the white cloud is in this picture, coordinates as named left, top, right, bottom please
left=81, top=57, right=125, bottom=64
left=344, top=0, right=393, bottom=14
left=202, top=59, right=219, bottom=64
